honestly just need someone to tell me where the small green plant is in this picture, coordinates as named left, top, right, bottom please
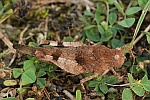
left=88, top=75, right=118, bottom=97
left=122, top=74, right=150, bottom=100
left=80, top=0, right=150, bottom=47
left=76, top=90, right=82, bottom=100
left=0, top=0, right=14, bottom=23
left=13, top=42, right=57, bottom=88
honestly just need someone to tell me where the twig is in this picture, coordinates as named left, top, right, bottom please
left=44, top=16, right=49, bottom=39
left=7, top=50, right=16, bottom=67
left=102, top=69, right=110, bottom=76
left=133, top=24, right=150, bottom=45
left=63, top=90, right=75, bottom=100
left=0, top=29, right=17, bottom=67
left=105, top=83, right=131, bottom=87
left=19, top=24, right=30, bottom=44
left=130, top=0, right=150, bottom=47
left=0, top=28, right=15, bottom=53
left=43, top=87, right=50, bottom=100
left=126, top=0, right=133, bottom=10
left=0, top=49, right=9, bottom=59
left=0, top=14, right=12, bottom=24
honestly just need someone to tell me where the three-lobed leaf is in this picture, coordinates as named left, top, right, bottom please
left=85, top=29, right=100, bottom=42
left=118, top=18, right=135, bottom=28
left=111, top=39, right=125, bottom=48
left=21, top=70, right=36, bottom=85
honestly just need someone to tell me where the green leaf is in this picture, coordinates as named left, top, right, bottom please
left=124, top=61, right=131, bottom=67
left=0, top=3, right=10, bottom=15
left=84, top=25, right=96, bottom=30
left=95, top=11, right=101, bottom=24
left=99, top=84, right=108, bottom=94
left=101, top=76, right=118, bottom=84
left=84, top=11, right=94, bottom=16
left=107, top=76, right=118, bottom=84
left=36, top=78, right=46, bottom=88
left=37, top=70, right=46, bottom=77
left=138, top=0, right=148, bottom=8
left=3, top=3, right=10, bottom=10
left=96, top=3, right=103, bottom=13
left=132, top=85, right=145, bottom=97
left=130, top=65, right=141, bottom=74
left=127, top=73, right=134, bottom=86
left=113, top=24, right=125, bottom=31
left=101, top=31, right=112, bottom=42
left=126, top=7, right=141, bottom=15
left=4, top=80, right=17, bottom=86
left=0, top=9, right=13, bottom=19
left=23, top=60, right=36, bottom=72
left=88, top=80, right=99, bottom=87
left=108, top=93, right=116, bottom=99
left=113, top=1, right=125, bottom=16
left=108, top=0, right=116, bottom=4
left=63, top=36, right=73, bottom=42
left=109, top=27, right=117, bottom=37
left=98, top=25, right=105, bottom=34
left=141, top=75, right=148, bottom=82
left=13, top=68, right=23, bottom=78
left=95, top=85, right=103, bottom=96
left=141, top=75, right=150, bottom=91
left=86, top=29, right=100, bottom=42
left=141, top=80, right=150, bottom=91
left=118, top=18, right=135, bottom=28
left=4, top=9, right=13, bottom=15
left=136, top=56, right=149, bottom=62
left=21, top=70, right=36, bottom=85
left=108, top=12, right=117, bottom=25
left=122, top=88, right=133, bottom=100
left=28, top=42, right=38, bottom=47
left=11, top=0, right=17, bottom=3
left=2, top=97, right=16, bottom=100
left=18, top=88, right=27, bottom=96
left=76, top=90, right=82, bottom=100
left=111, top=39, right=125, bottom=48
left=101, top=21, right=108, bottom=30
left=145, top=32, right=150, bottom=44
left=0, top=2, right=3, bottom=10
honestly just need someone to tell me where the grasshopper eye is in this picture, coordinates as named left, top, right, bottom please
left=114, top=54, right=120, bottom=60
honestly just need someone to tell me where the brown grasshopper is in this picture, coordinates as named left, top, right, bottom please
left=13, top=40, right=126, bottom=93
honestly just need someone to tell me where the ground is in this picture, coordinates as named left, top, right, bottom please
left=0, top=0, right=150, bottom=100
